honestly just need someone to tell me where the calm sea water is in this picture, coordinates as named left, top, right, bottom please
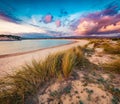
left=0, top=39, right=72, bottom=55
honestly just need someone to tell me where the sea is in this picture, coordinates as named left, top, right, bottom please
left=0, top=39, right=73, bottom=55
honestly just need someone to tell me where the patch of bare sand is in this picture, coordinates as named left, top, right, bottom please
left=88, top=53, right=114, bottom=65
left=38, top=71, right=112, bottom=104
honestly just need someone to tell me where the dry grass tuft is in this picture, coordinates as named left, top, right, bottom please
left=102, top=58, right=120, bottom=74
left=62, top=50, right=75, bottom=78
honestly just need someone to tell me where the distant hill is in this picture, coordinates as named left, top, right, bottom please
left=0, top=35, right=22, bottom=41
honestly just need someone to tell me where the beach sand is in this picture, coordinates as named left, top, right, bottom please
left=0, top=39, right=89, bottom=77
left=0, top=39, right=119, bottom=104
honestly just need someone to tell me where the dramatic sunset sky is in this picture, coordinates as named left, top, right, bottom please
left=0, top=0, right=120, bottom=37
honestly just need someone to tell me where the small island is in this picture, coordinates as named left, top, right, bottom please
left=0, top=35, right=22, bottom=41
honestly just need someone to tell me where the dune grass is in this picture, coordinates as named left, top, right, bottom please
left=0, top=46, right=87, bottom=104
left=62, top=49, right=75, bottom=78
left=1, top=42, right=119, bottom=104
left=0, top=53, right=64, bottom=104
left=84, top=39, right=108, bottom=49
left=85, top=39, right=120, bottom=54
left=102, top=58, right=120, bottom=74
left=0, top=60, right=46, bottom=104
left=103, top=43, right=120, bottom=54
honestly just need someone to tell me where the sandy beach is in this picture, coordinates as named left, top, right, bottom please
left=0, top=39, right=89, bottom=77
left=1, top=39, right=120, bottom=104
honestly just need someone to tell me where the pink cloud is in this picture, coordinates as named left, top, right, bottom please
left=75, top=14, right=120, bottom=35
left=43, top=14, right=53, bottom=23
left=99, top=21, right=120, bottom=33
left=55, top=20, right=61, bottom=27
left=74, top=3, right=120, bottom=35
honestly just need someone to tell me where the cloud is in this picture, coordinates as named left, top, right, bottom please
left=0, top=0, right=22, bottom=23
left=0, top=12, right=22, bottom=23
left=75, top=20, right=98, bottom=35
left=55, top=20, right=61, bottom=27
left=102, top=1, right=120, bottom=16
left=74, top=2, right=120, bottom=35
left=43, top=14, right=53, bottom=23
left=99, top=21, right=120, bottom=33
left=0, top=20, right=46, bottom=34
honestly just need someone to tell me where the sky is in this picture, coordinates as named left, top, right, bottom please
left=0, top=0, right=120, bottom=37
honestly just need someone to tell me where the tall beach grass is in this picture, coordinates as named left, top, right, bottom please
left=0, top=46, right=86, bottom=104
left=1, top=42, right=119, bottom=104
left=102, top=58, right=120, bottom=74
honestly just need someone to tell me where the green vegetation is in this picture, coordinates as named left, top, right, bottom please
left=79, top=100, right=84, bottom=104
left=109, top=87, right=120, bottom=104
left=112, top=96, right=119, bottom=104
left=50, top=83, right=72, bottom=98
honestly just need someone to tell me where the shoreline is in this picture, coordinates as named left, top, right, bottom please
left=0, top=39, right=77, bottom=59
left=0, top=39, right=89, bottom=77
